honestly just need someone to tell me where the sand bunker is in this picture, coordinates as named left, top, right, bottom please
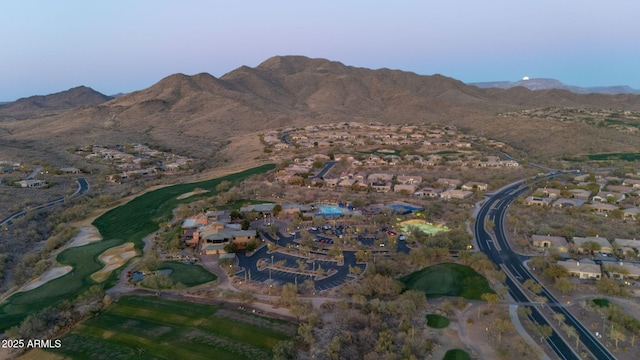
left=68, top=226, right=102, bottom=247
left=177, top=189, right=210, bottom=200
left=91, top=242, right=138, bottom=282
left=22, top=266, right=73, bottom=292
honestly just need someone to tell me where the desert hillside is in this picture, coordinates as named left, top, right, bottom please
left=1, top=55, right=640, bottom=162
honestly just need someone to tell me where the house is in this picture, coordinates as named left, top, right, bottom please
left=394, top=184, right=417, bottom=194
left=440, top=189, right=473, bottom=200
left=531, top=235, right=569, bottom=253
left=525, top=196, right=555, bottom=206
left=558, top=259, right=601, bottom=280
left=569, top=189, right=592, bottom=201
left=622, top=207, right=640, bottom=220
left=396, top=175, right=423, bottom=185
left=240, top=203, right=275, bottom=215
left=338, top=178, right=357, bottom=188
left=622, top=178, right=640, bottom=188
left=606, top=185, right=634, bottom=194
left=436, top=178, right=461, bottom=188
left=324, top=178, right=339, bottom=187
left=536, top=188, right=562, bottom=198
left=614, top=238, right=640, bottom=250
left=552, top=198, right=585, bottom=208
left=414, top=187, right=442, bottom=198
left=367, top=173, right=393, bottom=183
left=606, top=262, right=640, bottom=280
left=371, top=182, right=392, bottom=193
left=15, top=179, right=46, bottom=188
left=461, top=182, right=488, bottom=191
left=592, top=191, right=625, bottom=203
left=572, top=236, right=613, bottom=254
left=587, top=203, right=619, bottom=214
left=200, top=227, right=257, bottom=254
left=59, top=167, right=81, bottom=174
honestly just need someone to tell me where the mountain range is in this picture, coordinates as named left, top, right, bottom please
left=471, top=78, right=640, bottom=95
left=1, top=55, right=640, bottom=162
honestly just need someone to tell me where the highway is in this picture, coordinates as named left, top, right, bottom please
left=475, top=177, right=616, bottom=360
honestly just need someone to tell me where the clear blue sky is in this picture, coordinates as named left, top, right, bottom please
left=2, top=1, right=639, bottom=101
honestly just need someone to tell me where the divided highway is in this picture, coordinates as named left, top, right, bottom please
left=475, top=178, right=616, bottom=360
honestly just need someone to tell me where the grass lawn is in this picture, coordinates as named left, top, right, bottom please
left=154, top=261, right=218, bottom=287
left=426, top=314, right=450, bottom=328
left=400, top=262, right=494, bottom=300
left=0, top=164, right=274, bottom=332
left=586, top=153, right=640, bottom=161
left=592, top=298, right=610, bottom=307
left=443, top=349, right=471, bottom=360
left=43, top=295, right=294, bottom=360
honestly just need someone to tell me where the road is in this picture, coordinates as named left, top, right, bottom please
left=309, top=161, right=336, bottom=179
left=475, top=177, right=616, bottom=360
left=0, top=177, right=89, bottom=227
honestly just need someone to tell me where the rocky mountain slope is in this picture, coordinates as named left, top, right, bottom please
left=2, top=56, right=640, bottom=161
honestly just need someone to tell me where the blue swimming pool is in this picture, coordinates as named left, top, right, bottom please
left=315, top=203, right=345, bottom=216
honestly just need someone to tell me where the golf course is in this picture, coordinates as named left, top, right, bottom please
left=35, top=295, right=295, bottom=360
left=0, top=164, right=275, bottom=332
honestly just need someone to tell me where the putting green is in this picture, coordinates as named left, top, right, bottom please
left=400, top=262, right=494, bottom=300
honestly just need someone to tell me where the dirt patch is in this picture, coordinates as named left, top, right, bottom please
left=67, top=226, right=102, bottom=247
left=176, top=189, right=210, bottom=200
left=20, top=266, right=73, bottom=292
left=17, top=348, right=68, bottom=360
left=91, top=242, right=137, bottom=282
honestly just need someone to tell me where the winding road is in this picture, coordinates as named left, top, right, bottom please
left=0, top=177, right=89, bottom=227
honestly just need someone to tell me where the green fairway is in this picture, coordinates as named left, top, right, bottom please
left=585, top=152, right=640, bottom=161
left=443, top=349, right=470, bottom=360
left=400, top=262, right=494, bottom=300
left=153, top=261, right=218, bottom=287
left=0, top=164, right=274, bottom=332
left=45, top=295, right=295, bottom=360
left=426, top=314, right=450, bottom=328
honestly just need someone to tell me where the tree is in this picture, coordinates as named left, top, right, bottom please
left=555, top=277, right=575, bottom=294
left=553, top=312, right=565, bottom=326
left=562, top=324, right=579, bottom=348
left=481, top=292, right=500, bottom=308
left=490, top=316, right=514, bottom=344
left=534, top=324, right=553, bottom=344
left=272, top=340, right=296, bottom=360
left=611, top=327, right=626, bottom=350
left=223, top=242, right=237, bottom=253
left=245, top=239, right=259, bottom=252
left=523, top=279, right=542, bottom=295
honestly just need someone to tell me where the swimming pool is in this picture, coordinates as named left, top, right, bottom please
left=316, top=204, right=344, bottom=216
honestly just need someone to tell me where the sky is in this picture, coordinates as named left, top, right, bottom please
left=1, top=1, right=639, bottom=101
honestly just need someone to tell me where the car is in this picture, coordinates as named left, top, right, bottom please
left=398, top=235, right=407, bottom=241
left=310, top=227, right=318, bottom=231
left=379, top=243, right=385, bottom=247
left=289, top=232, right=296, bottom=236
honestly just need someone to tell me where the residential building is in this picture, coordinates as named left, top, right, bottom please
left=558, top=259, right=601, bottom=280
left=572, top=236, right=613, bottom=254
left=531, top=235, right=569, bottom=253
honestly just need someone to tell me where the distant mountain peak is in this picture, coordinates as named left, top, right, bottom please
left=0, top=86, right=113, bottom=120
left=471, top=78, right=640, bottom=95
